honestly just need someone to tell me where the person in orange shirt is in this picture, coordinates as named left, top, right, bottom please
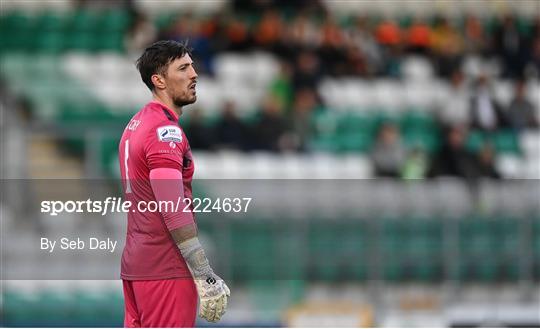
left=430, top=16, right=464, bottom=77
left=376, top=19, right=401, bottom=46
left=406, top=18, right=431, bottom=54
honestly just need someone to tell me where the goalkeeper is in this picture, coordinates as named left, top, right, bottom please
left=119, top=40, right=229, bottom=327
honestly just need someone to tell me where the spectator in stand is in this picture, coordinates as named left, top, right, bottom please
left=406, top=18, right=431, bottom=54
left=429, top=125, right=479, bottom=179
left=183, top=110, right=215, bottom=150
left=402, top=148, right=430, bottom=180
left=288, top=12, right=320, bottom=49
left=530, top=36, right=540, bottom=77
left=430, top=16, right=464, bottom=78
left=463, top=14, right=486, bottom=55
left=268, top=61, right=294, bottom=111
left=161, top=14, right=213, bottom=74
left=200, top=12, right=228, bottom=54
left=376, top=18, right=401, bottom=47
left=319, top=14, right=347, bottom=76
left=469, top=74, right=508, bottom=131
left=437, top=69, right=470, bottom=126
left=253, top=9, right=284, bottom=52
left=222, top=14, right=251, bottom=51
left=507, top=79, right=539, bottom=131
left=475, top=143, right=501, bottom=179
left=124, top=11, right=157, bottom=54
left=493, top=14, right=529, bottom=79
left=158, top=13, right=192, bottom=42
left=277, top=12, right=317, bottom=59
left=528, top=16, right=540, bottom=76
left=343, top=45, right=368, bottom=76
left=214, top=101, right=248, bottom=150
left=232, top=0, right=323, bottom=13
left=376, top=18, right=403, bottom=77
left=371, top=122, right=406, bottom=177
left=290, top=88, right=319, bottom=151
left=251, top=97, right=289, bottom=152
left=292, top=51, right=322, bottom=92
left=345, top=15, right=382, bottom=76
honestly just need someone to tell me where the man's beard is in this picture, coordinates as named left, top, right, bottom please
left=173, top=95, right=196, bottom=108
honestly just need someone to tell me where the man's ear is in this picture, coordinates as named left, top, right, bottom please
left=151, top=74, right=166, bottom=90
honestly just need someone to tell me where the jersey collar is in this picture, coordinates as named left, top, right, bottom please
left=149, top=100, right=179, bottom=122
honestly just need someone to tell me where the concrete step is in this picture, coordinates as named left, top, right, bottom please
left=26, top=135, right=84, bottom=180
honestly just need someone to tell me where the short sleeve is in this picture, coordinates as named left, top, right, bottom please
left=145, top=123, right=185, bottom=171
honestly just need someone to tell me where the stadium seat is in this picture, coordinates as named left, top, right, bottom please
left=458, top=217, right=503, bottom=282
left=494, top=130, right=521, bottom=154
left=373, top=80, right=405, bottom=112
left=496, top=218, right=521, bottom=281
left=230, top=220, right=278, bottom=282
left=403, top=81, right=437, bottom=111
left=521, top=131, right=540, bottom=156
left=533, top=218, right=540, bottom=280
left=308, top=220, right=369, bottom=282
left=401, top=56, right=434, bottom=81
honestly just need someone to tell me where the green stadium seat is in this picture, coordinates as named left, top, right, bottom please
left=466, top=130, right=521, bottom=155
left=311, top=110, right=340, bottom=135
left=533, top=218, right=540, bottom=281
left=379, top=218, right=444, bottom=282
left=275, top=224, right=306, bottom=279
left=98, top=10, right=131, bottom=32
left=308, top=134, right=341, bottom=152
left=336, top=112, right=378, bottom=153
left=494, top=130, right=521, bottom=154
left=34, top=12, right=67, bottom=53
left=496, top=218, right=521, bottom=281
left=100, top=32, right=125, bottom=52
left=2, top=12, right=35, bottom=51
left=466, top=130, right=486, bottom=153
left=403, top=130, right=439, bottom=153
left=308, top=223, right=341, bottom=281
left=458, top=218, right=501, bottom=282
left=2, top=290, right=36, bottom=325
left=35, top=12, right=66, bottom=31
left=34, top=290, right=76, bottom=326
left=337, top=131, right=374, bottom=153
left=381, top=220, right=408, bottom=281
left=35, top=31, right=66, bottom=53
left=408, top=220, right=444, bottom=281
left=339, top=112, right=379, bottom=134
left=72, top=290, right=104, bottom=325
left=230, top=220, right=277, bottom=282
left=69, top=10, right=100, bottom=32
left=308, top=110, right=341, bottom=152
left=307, top=220, right=369, bottom=282
left=400, top=111, right=436, bottom=132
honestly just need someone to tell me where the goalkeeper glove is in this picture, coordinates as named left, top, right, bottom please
left=193, top=274, right=230, bottom=322
left=177, top=237, right=230, bottom=322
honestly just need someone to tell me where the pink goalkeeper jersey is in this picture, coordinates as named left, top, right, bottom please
left=118, top=101, right=195, bottom=280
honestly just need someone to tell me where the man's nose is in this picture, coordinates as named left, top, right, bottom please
left=190, top=67, right=198, bottom=79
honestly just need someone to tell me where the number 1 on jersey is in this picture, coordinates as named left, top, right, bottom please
left=124, top=139, right=132, bottom=193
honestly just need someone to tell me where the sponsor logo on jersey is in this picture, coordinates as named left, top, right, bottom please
left=157, top=125, right=182, bottom=143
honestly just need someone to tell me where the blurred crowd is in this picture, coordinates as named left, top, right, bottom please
left=127, top=1, right=540, bottom=80
left=184, top=71, right=538, bottom=180
left=121, top=0, right=540, bottom=180
left=124, top=1, right=538, bottom=180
